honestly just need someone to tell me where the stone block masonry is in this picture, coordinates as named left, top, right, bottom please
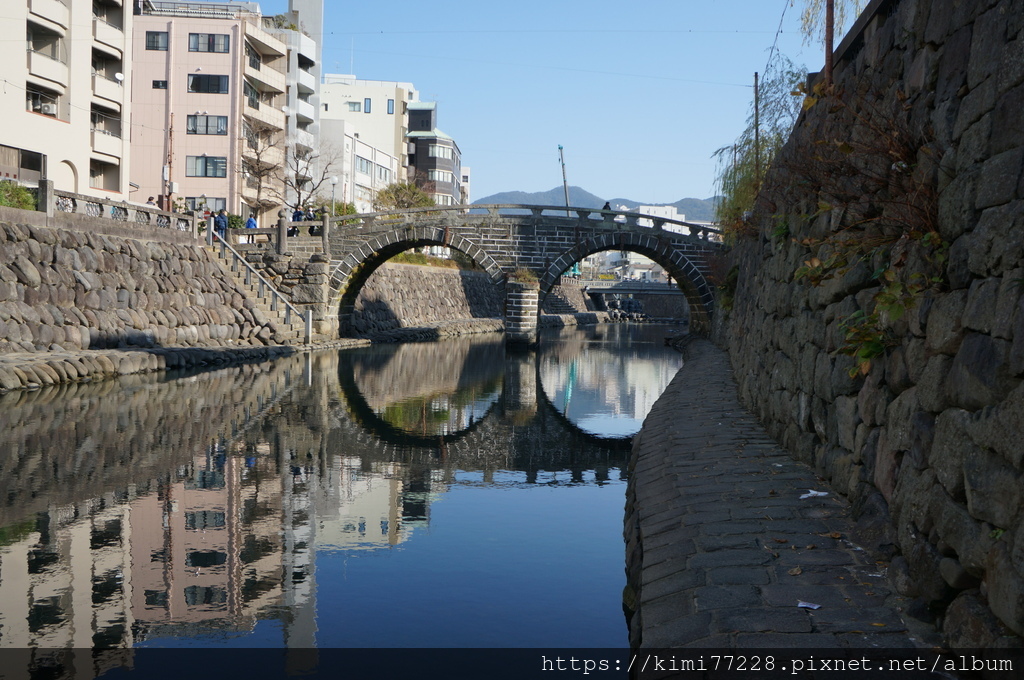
left=718, top=0, right=1024, bottom=648
left=0, top=219, right=296, bottom=363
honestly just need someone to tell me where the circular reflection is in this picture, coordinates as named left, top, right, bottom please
left=339, top=336, right=504, bottom=442
left=537, top=324, right=684, bottom=439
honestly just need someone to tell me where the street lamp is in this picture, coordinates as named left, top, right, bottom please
left=330, top=176, right=338, bottom=216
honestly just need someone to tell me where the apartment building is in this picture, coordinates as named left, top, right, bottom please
left=130, top=1, right=298, bottom=223
left=320, top=76, right=467, bottom=209
left=406, top=102, right=463, bottom=206
left=0, top=0, right=132, bottom=197
left=319, top=75, right=416, bottom=210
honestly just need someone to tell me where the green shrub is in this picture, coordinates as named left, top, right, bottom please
left=0, top=181, right=37, bottom=210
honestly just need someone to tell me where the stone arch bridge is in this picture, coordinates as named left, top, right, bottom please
left=323, top=204, right=724, bottom=337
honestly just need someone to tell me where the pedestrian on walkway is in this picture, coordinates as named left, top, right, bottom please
left=214, top=209, right=228, bottom=242
left=245, top=214, right=257, bottom=243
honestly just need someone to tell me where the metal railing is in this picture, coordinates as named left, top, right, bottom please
left=208, top=230, right=312, bottom=344
left=49, top=184, right=194, bottom=233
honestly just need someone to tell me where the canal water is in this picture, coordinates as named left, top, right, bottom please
left=0, top=324, right=683, bottom=653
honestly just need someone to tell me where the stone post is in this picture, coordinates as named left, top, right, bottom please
left=321, top=213, right=331, bottom=254
left=505, top=279, right=539, bottom=346
left=277, top=208, right=289, bottom=255
left=38, top=179, right=54, bottom=218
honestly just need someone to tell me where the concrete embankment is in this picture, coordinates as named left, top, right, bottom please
left=625, top=339, right=937, bottom=649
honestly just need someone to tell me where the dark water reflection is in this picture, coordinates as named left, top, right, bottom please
left=0, top=325, right=683, bottom=661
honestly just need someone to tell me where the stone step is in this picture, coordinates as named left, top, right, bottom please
left=205, top=244, right=307, bottom=344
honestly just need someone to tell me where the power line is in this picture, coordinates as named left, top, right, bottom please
left=763, top=0, right=791, bottom=76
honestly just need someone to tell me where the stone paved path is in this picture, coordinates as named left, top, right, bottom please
left=627, top=339, right=938, bottom=649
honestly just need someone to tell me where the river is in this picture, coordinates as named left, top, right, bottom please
left=0, top=324, right=683, bottom=658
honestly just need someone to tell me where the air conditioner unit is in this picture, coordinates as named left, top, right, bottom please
left=40, top=103, right=57, bottom=116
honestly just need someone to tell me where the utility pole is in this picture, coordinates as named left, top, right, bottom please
left=558, top=145, right=570, bottom=216
left=754, top=72, right=761, bottom=188
left=825, top=0, right=835, bottom=85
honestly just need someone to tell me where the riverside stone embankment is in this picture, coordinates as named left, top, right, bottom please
left=716, top=0, right=1024, bottom=648
left=0, top=214, right=617, bottom=391
left=0, top=217, right=373, bottom=392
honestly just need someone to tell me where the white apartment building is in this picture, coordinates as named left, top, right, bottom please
left=0, top=0, right=132, bottom=197
left=266, top=3, right=321, bottom=212
left=131, top=1, right=315, bottom=224
left=319, top=75, right=418, bottom=210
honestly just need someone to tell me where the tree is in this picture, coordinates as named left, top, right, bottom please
left=713, top=55, right=806, bottom=236
left=240, top=119, right=285, bottom=222
left=372, top=182, right=435, bottom=212
left=274, top=142, right=343, bottom=213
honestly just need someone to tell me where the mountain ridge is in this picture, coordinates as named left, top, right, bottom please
left=472, top=186, right=719, bottom=222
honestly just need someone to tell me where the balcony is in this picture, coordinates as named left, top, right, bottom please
left=93, top=17, right=124, bottom=56
left=245, top=61, right=285, bottom=96
left=92, top=73, right=123, bottom=107
left=293, top=129, right=314, bottom=151
left=242, top=101, right=285, bottom=132
left=29, top=0, right=69, bottom=30
left=294, top=99, right=314, bottom=123
left=91, top=128, right=122, bottom=159
left=296, top=67, right=316, bottom=94
left=28, top=50, right=69, bottom=89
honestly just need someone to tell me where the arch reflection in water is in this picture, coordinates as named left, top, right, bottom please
left=0, top=327, right=678, bottom=659
left=538, top=324, right=684, bottom=438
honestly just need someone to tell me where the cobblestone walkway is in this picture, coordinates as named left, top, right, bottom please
left=627, top=340, right=937, bottom=649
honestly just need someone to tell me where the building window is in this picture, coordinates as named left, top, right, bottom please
left=356, top=157, right=372, bottom=174
left=363, top=98, right=371, bottom=113
left=186, top=114, right=228, bottom=135
left=184, top=196, right=226, bottom=212
left=376, top=165, right=391, bottom=183
left=434, top=194, right=454, bottom=206
left=189, top=33, right=230, bottom=53
left=26, top=86, right=60, bottom=117
left=185, top=156, right=227, bottom=177
left=146, top=31, right=168, bottom=51
left=428, top=170, right=454, bottom=183
left=152, top=80, right=167, bottom=89
left=245, top=43, right=261, bottom=70
left=387, top=99, right=395, bottom=115
left=347, top=101, right=361, bottom=112
left=244, top=81, right=259, bottom=109
left=187, top=74, right=229, bottom=94
left=428, top=144, right=454, bottom=160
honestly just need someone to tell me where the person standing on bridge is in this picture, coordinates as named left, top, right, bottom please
left=245, top=214, right=257, bottom=243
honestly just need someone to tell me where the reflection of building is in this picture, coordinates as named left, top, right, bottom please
left=0, top=439, right=448, bottom=651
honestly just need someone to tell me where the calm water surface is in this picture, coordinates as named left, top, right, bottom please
left=0, top=324, right=682, bottom=652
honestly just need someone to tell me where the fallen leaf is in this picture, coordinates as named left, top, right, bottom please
left=871, top=623, right=887, bottom=627
left=788, top=567, right=803, bottom=576
left=773, top=538, right=789, bottom=544
left=806, top=544, right=817, bottom=550
left=828, top=532, right=842, bottom=539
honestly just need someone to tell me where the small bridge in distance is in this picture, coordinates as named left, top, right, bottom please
left=321, top=204, right=725, bottom=339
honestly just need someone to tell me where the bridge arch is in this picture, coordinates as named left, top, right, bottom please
left=538, top=232, right=715, bottom=331
left=327, top=226, right=506, bottom=336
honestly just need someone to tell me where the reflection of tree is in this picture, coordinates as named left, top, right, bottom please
left=378, top=374, right=503, bottom=436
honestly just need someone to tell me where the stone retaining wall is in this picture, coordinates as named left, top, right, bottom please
left=718, top=0, right=1024, bottom=647
left=348, top=262, right=504, bottom=336
left=0, top=219, right=280, bottom=355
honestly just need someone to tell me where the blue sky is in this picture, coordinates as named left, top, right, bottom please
left=260, top=1, right=853, bottom=203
